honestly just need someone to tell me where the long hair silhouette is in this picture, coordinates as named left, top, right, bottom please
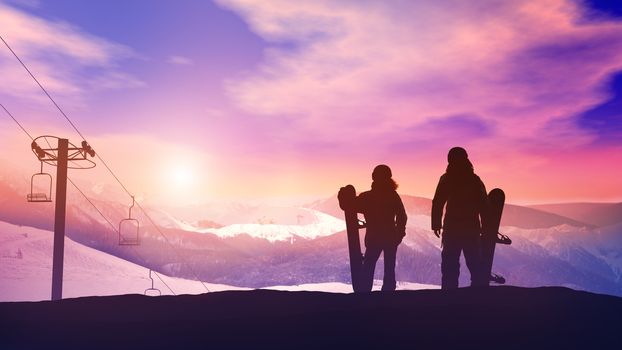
left=371, top=164, right=398, bottom=191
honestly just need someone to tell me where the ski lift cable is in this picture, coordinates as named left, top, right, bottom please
left=149, top=268, right=176, bottom=296
left=39, top=136, right=84, bottom=170
left=1, top=34, right=130, bottom=191
left=1, top=103, right=34, bottom=140
left=67, top=178, right=176, bottom=295
left=1, top=104, right=82, bottom=169
left=1, top=35, right=211, bottom=293
left=1, top=103, right=176, bottom=296
left=144, top=269, right=161, bottom=296
left=2, top=104, right=205, bottom=294
left=0, top=35, right=87, bottom=142
left=134, top=200, right=212, bottom=292
left=69, top=186, right=176, bottom=296
left=131, top=249, right=175, bottom=296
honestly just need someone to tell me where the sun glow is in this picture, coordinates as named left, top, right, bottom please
left=168, top=163, right=196, bottom=189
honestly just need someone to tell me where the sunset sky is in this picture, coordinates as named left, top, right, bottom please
left=0, top=0, right=621, bottom=205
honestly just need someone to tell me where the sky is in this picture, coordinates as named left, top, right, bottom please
left=0, top=0, right=621, bottom=205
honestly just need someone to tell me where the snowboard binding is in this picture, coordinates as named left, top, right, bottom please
left=496, top=232, right=512, bottom=245
left=490, top=273, right=506, bottom=284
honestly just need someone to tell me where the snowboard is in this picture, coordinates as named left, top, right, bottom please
left=338, top=185, right=364, bottom=293
left=481, top=188, right=512, bottom=285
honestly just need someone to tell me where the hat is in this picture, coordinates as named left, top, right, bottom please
left=448, top=147, right=468, bottom=164
left=372, top=164, right=392, bottom=181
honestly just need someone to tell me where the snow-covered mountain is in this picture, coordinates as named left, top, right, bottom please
left=1, top=168, right=621, bottom=297
left=158, top=205, right=345, bottom=242
left=528, top=202, right=622, bottom=228
left=0, top=220, right=438, bottom=301
left=307, top=193, right=594, bottom=229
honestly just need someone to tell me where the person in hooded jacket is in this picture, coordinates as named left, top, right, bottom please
left=432, top=147, right=488, bottom=289
left=355, top=164, right=407, bottom=292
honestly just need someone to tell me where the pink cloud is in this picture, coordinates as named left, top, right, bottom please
left=216, top=0, right=622, bottom=148
left=167, top=55, right=194, bottom=66
left=0, top=3, right=142, bottom=104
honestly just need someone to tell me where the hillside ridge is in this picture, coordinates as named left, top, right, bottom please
left=1, top=286, right=621, bottom=349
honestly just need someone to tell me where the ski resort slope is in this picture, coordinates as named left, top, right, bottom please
left=0, top=221, right=243, bottom=301
left=0, top=221, right=437, bottom=302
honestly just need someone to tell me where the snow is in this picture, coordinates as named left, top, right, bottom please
left=0, top=221, right=245, bottom=302
left=267, top=281, right=439, bottom=293
left=167, top=207, right=346, bottom=242
left=0, top=221, right=438, bottom=302
left=406, top=214, right=434, bottom=230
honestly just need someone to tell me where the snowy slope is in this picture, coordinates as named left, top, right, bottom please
left=0, top=221, right=245, bottom=302
left=267, top=281, right=439, bottom=293
left=0, top=221, right=437, bottom=301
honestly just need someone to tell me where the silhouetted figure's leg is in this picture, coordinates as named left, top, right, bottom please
left=362, top=246, right=382, bottom=292
left=463, top=235, right=485, bottom=287
left=381, top=244, right=398, bottom=291
left=441, top=236, right=460, bottom=289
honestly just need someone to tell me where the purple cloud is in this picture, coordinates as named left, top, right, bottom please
left=216, top=0, right=622, bottom=152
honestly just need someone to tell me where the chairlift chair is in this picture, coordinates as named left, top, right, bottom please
left=144, top=270, right=161, bottom=296
left=119, top=196, right=140, bottom=245
left=27, top=161, right=52, bottom=203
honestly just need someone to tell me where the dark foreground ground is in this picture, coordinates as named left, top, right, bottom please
left=1, top=286, right=621, bottom=349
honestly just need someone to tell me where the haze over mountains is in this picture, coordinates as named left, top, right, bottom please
left=1, top=167, right=621, bottom=298
left=528, top=203, right=622, bottom=228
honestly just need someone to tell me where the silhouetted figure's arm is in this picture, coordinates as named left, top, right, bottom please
left=395, top=192, right=407, bottom=240
left=431, top=175, right=448, bottom=238
left=353, top=192, right=366, bottom=214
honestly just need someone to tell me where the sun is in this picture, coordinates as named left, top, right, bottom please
left=168, top=163, right=195, bottom=189
left=157, top=154, right=207, bottom=205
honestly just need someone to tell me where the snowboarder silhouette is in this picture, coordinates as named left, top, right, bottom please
left=432, top=147, right=487, bottom=289
left=354, top=165, right=407, bottom=291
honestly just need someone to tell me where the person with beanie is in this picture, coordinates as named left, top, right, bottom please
left=355, top=164, right=407, bottom=291
left=432, top=147, right=488, bottom=289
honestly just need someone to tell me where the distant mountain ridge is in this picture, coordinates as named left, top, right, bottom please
left=1, top=173, right=622, bottom=296
left=529, top=202, right=622, bottom=227
left=307, top=193, right=593, bottom=229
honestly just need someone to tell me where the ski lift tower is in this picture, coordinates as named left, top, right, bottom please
left=30, top=136, right=96, bottom=301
